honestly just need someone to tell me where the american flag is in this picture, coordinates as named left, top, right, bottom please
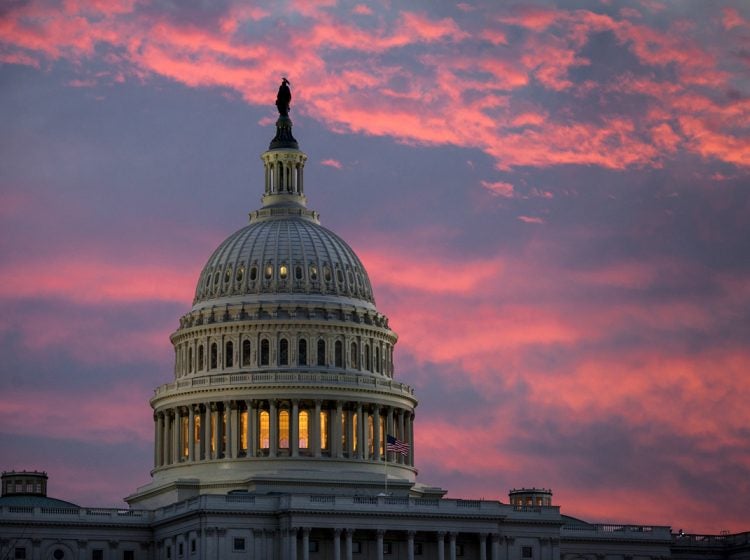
left=386, top=435, right=410, bottom=456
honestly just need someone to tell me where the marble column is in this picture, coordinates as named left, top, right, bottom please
left=172, top=408, right=181, bottom=463
left=155, top=412, right=163, bottom=467
left=313, top=400, right=322, bottom=457
left=373, top=407, right=381, bottom=461
left=479, top=533, right=487, bottom=560
left=346, top=407, right=355, bottom=458
left=200, top=404, right=208, bottom=460
left=302, top=527, right=310, bottom=560
left=225, top=401, right=234, bottom=459
left=408, top=413, right=415, bottom=466
left=437, top=531, right=445, bottom=560
left=361, top=406, right=370, bottom=460
left=356, top=403, right=364, bottom=459
left=407, top=531, right=415, bottom=560
left=291, top=400, right=300, bottom=457
left=449, top=533, right=457, bottom=560
left=333, top=528, right=342, bottom=560
left=491, top=534, right=500, bottom=560
left=376, top=530, right=385, bottom=560
left=290, top=528, right=297, bottom=560
left=334, top=401, right=343, bottom=458
left=398, top=409, right=405, bottom=464
left=188, top=406, right=195, bottom=461
left=270, top=400, right=278, bottom=457
left=247, top=400, right=256, bottom=457
left=345, top=529, right=353, bottom=560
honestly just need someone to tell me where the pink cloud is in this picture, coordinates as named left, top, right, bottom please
left=321, top=158, right=343, bottom=169
left=721, top=7, right=748, bottom=30
left=481, top=180, right=515, bottom=198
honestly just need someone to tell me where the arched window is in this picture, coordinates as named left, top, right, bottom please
left=364, top=345, right=371, bottom=371
left=317, top=339, right=326, bottom=366
left=279, top=338, right=289, bottom=366
left=198, top=345, right=204, bottom=370
left=299, top=411, right=309, bottom=449
left=259, top=411, right=270, bottom=449
left=298, top=339, right=307, bottom=366
left=188, top=347, right=193, bottom=373
left=242, top=340, right=251, bottom=366
left=375, top=346, right=380, bottom=373
left=225, top=341, right=234, bottom=368
left=295, top=265, right=303, bottom=280
left=320, top=410, right=329, bottom=451
left=210, top=343, right=218, bottom=370
left=334, top=341, right=343, bottom=368
left=350, top=342, right=358, bottom=369
left=240, top=408, right=248, bottom=452
left=279, top=410, right=290, bottom=449
left=368, top=414, right=374, bottom=457
left=260, top=339, right=270, bottom=366
left=277, top=161, right=283, bottom=191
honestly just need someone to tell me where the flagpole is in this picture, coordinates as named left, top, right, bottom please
left=384, top=443, right=388, bottom=494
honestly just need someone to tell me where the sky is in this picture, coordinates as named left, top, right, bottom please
left=1, top=0, right=749, bottom=534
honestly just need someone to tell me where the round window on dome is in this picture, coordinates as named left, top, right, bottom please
left=324, top=265, right=332, bottom=283
left=309, top=264, right=318, bottom=281
left=265, top=264, right=273, bottom=280
left=236, top=265, right=245, bottom=283
left=279, top=264, right=288, bottom=279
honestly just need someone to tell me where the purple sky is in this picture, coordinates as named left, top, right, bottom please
left=1, top=0, right=750, bottom=533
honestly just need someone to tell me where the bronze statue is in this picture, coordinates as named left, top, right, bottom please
left=276, top=78, right=291, bottom=116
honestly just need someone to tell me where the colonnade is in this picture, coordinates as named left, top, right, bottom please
left=154, top=399, right=415, bottom=469
left=159, top=527, right=557, bottom=560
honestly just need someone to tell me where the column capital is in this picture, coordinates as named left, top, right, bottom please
left=376, top=529, right=386, bottom=537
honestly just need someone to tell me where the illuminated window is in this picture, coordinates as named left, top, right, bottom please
left=236, top=264, right=244, bottom=283
left=279, top=409, right=290, bottom=449
left=334, top=341, right=343, bottom=368
left=242, top=340, right=251, bottom=366
left=368, top=415, right=374, bottom=456
left=260, top=339, right=269, bottom=366
left=260, top=411, right=270, bottom=449
left=350, top=342, right=358, bottom=369
left=299, top=411, right=309, bottom=449
left=353, top=411, right=358, bottom=452
left=225, top=341, right=233, bottom=368
left=264, top=263, right=273, bottom=280
left=279, top=338, right=289, bottom=365
left=309, top=264, right=318, bottom=280
left=320, top=410, right=329, bottom=450
left=298, top=339, right=307, bottom=365
left=379, top=415, right=385, bottom=456
left=194, top=415, right=201, bottom=443
left=198, top=345, right=204, bottom=370
left=317, top=339, right=326, bottom=366
left=181, top=415, right=189, bottom=458
left=279, top=264, right=288, bottom=279
left=240, top=409, right=248, bottom=451
left=211, top=412, right=217, bottom=455
left=210, top=343, right=218, bottom=369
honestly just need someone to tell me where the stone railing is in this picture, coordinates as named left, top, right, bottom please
left=154, top=370, right=415, bottom=397
left=562, top=523, right=672, bottom=540
left=672, top=532, right=750, bottom=546
left=0, top=505, right=151, bottom=524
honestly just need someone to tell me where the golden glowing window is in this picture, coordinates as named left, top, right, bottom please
left=194, top=416, right=201, bottom=443
left=181, top=416, right=189, bottom=458
left=320, top=410, right=329, bottom=450
left=264, top=264, right=273, bottom=279
left=240, top=410, right=248, bottom=451
left=379, top=415, right=385, bottom=455
left=309, top=264, right=318, bottom=280
left=341, top=411, right=347, bottom=452
left=259, top=411, right=270, bottom=449
left=279, top=264, right=288, bottom=279
left=353, top=412, right=358, bottom=452
left=299, top=411, right=309, bottom=449
left=211, top=413, right=217, bottom=454
left=368, top=415, right=374, bottom=456
left=279, top=410, right=290, bottom=449
left=236, top=264, right=244, bottom=283
left=224, top=267, right=231, bottom=284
